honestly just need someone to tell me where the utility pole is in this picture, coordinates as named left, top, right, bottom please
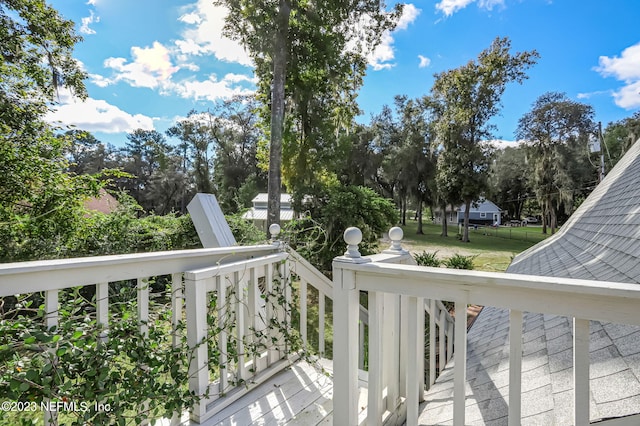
left=598, top=122, right=605, bottom=182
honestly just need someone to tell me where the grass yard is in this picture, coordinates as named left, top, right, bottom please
left=397, top=222, right=550, bottom=272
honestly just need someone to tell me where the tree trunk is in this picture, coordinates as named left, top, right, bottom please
left=440, top=202, right=448, bottom=237
left=462, top=199, right=471, bottom=242
left=416, top=200, right=423, bottom=234
left=550, top=203, right=557, bottom=235
left=267, top=0, right=291, bottom=236
left=401, top=195, right=407, bottom=226
left=542, top=198, right=548, bottom=234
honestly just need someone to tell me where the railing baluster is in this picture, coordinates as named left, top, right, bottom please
left=235, top=271, right=246, bottom=381
left=574, top=318, right=590, bottom=425
left=447, top=320, right=454, bottom=363
left=44, top=290, right=59, bottom=425
left=284, top=259, right=291, bottom=348
left=429, top=299, right=436, bottom=386
left=368, top=290, right=384, bottom=424
left=400, top=295, right=408, bottom=398
left=418, top=296, right=425, bottom=403
left=218, top=276, right=228, bottom=393
left=137, top=277, right=149, bottom=337
left=266, top=263, right=278, bottom=365
left=299, top=279, right=307, bottom=350
left=406, top=296, right=419, bottom=426
left=386, top=293, right=400, bottom=411
left=318, top=291, right=325, bottom=357
left=508, top=310, right=523, bottom=425
left=96, top=282, right=108, bottom=342
left=359, top=319, right=365, bottom=370
left=439, top=308, right=446, bottom=380
left=453, top=301, right=468, bottom=426
left=248, top=266, right=260, bottom=374
left=171, top=273, right=182, bottom=349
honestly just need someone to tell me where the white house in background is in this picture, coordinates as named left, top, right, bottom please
left=241, top=193, right=297, bottom=232
left=457, top=198, right=502, bottom=225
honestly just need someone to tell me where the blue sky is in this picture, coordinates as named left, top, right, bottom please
left=46, top=0, right=640, bottom=147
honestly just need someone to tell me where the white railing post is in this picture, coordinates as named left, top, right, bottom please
left=96, top=282, right=109, bottom=342
left=368, top=289, right=384, bottom=425
left=453, top=300, right=468, bottom=426
left=44, top=290, right=58, bottom=426
left=406, top=296, right=420, bottom=426
left=137, top=277, right=149, bottom=337
left=429, top=299, right=436, bottom=386
left=574, top=318, right=590, bottom=425
left=171, top=273, right=183, bottom=349
left=185, top=273, right=209, bottom=423
left=508, top=310, right=523, bottom=425
left=333, top=227, right=370, bottom=426
left=300, top=279, right=308, bottom=350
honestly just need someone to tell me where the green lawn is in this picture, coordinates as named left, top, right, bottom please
left=397, top=222, right=550, bottom=272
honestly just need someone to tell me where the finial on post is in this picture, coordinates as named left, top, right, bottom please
left=269, top=223, right=281, bottom=246
left=334, top=227, right=371, bottom=264
left=383, top=226, right=409, bottom=254
left=343, top=227, right=363, bottom=258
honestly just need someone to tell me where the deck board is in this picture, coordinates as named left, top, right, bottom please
left=159, top=359, right=368, bottom=426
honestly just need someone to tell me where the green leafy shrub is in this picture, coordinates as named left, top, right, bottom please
left=225, top=213, right=265, bottom=244
left=443, top=253, right=476, bottom=270
left=284, top=184, right=398, bottom=276
left=413, top=251, right=441, bottom=267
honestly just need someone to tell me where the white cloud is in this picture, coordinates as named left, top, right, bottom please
left=576, top=90, right=610, bottom=100
left=103, top=41, right=179, bottom=89
left=46, top=90, right=155, bottom=134
left=436, top=0, right=474, bottom=16
left=485, top=139, right=524, bottom=150
left=178, top=12, right=202, bottom=25
left=171, top=73, right=255, bottom=102
left=368, top=4, right=421, bottom=71
left=396, top=3, right=421, bottom=30
left=418, top=55, right=431, bottom=68
left=595, top=42, right=640, bottom=109
left=436, top=0, right=504, bottom=16
left=86, top=0, right=97, bottom=4
left=80, top=10, right=99, bottom=35
left=176, top=0, right=252, bottom=66
left=612, top=81, right=640, bottom=109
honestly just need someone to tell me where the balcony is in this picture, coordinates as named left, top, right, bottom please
left=1, top=227, right=639, bottom=425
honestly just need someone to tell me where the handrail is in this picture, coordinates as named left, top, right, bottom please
left=286, top=248, right=333, bottom=296
left=0, top=245, right=277, bottom=296
left=333, top=252, right=640, bottom=426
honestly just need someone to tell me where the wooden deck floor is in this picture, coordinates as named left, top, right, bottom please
left=160, top=359, right=368, bottom=426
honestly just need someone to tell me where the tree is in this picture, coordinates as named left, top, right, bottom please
left=217, top=0, right=402, bottom=233
left=432, top=37, right=538, bottom=242
left=0, top=0, right=102, bottom=261
left=603, top=111, right=640, bottom=169
left=487, top=146, right=531, bottom=220
left=517, top=92, right=596, bottom=234
left=166, top=112, right=215, bottom=195
left=210, top=96, right=265, bottom=213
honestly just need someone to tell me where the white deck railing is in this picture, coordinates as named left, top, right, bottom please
left=0, top=244, right=281, bottom=425
left=0, top=226, right=457, bottom=425
left=332, top=226, right=640, bottom=426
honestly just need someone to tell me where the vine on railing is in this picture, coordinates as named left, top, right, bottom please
left=0, top=262, right=308, bottom=426
left=0, top=282, right=198, bottom=425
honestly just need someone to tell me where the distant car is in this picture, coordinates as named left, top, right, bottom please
left=524, top=217, right=538, bottom=224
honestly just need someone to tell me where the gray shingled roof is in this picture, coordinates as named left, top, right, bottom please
left=420, top=139, right=640, bottom=425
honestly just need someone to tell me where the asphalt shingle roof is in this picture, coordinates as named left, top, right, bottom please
left=420, top=139, right=640, bottom=425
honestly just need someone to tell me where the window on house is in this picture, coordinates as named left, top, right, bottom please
left=480, top=212, right=487, bottom=218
